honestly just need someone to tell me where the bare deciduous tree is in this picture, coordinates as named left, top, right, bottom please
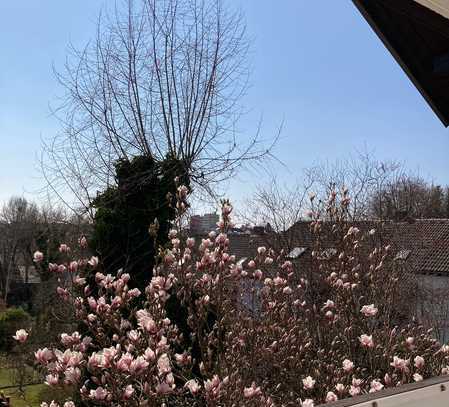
left=43, top=0, right=274, bottom=214
left=244, top=152, right=403, bottom=250
left=0, top=197, right=88, bottom=305
left=243, top=176, right=312, bottom=251
left=243, top=151, right=449, bottom=256
left=370, top=177, right=448, bottom=220
left=303, top=151, right=403, bottom=220
left=0, top=198, right=39, bottom=302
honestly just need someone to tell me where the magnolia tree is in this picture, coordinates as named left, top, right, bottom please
left=14, top=185, right=449, bottom=407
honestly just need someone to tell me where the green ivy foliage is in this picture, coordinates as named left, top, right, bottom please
left=90, top=154, right=189, bottom=292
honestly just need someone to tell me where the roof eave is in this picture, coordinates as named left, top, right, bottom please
left=352, top=0, right=449, bottom=127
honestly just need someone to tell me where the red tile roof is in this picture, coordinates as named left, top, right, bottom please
left=288, top=219, right=449, bottom=276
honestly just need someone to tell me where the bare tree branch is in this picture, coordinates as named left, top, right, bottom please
left=42, top=0, right=274, bottom=210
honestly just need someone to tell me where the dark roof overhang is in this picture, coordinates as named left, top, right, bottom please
left=352, top=0, right=449, bottom=127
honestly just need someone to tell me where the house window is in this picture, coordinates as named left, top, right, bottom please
left=239, top=279, right=263, bottom=315
left=394, top=249, right=411, bottom=261
left=318, top=248, right=337, bottom=260
left=287, top=247, right=307, bottom=259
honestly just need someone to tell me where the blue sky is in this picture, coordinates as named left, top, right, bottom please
left=0, top=1, right=448, bottom=208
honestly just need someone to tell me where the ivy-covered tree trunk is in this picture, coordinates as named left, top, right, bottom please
left=90, top=155, right=189, bottom=292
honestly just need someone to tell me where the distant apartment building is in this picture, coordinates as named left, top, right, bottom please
left=189, top=213, right=220, bottom=234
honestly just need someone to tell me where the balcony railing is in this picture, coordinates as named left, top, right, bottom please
left=324, top=376, right=449, bottom=407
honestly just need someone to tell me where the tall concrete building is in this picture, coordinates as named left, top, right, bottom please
left=189, top=213, right=220, bottom=234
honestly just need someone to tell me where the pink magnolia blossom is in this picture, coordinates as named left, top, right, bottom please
left=68, top=261, right=78, bottom=273
left=89, top=386, right=108, bottom=401
left=157, top=353, right=171, bottom=374
left=102, top=346, right=117, bottom=366
left=254, top=269, right=263, bottom=279
left=127, top=330, right=140, bottom=342
left=352, top=378, right=362, bottom=387
left=74, top=276, right=86, bottom=286
left=257, top=246, right=267, bottom=255
left=413, top=373, right=423, bottom=382
left=164, top=251, right=176, bottom=264
left=283, top=286, right=293, bottom=295
left=301, top=399, right=315, bottom=407
left=56, top=287, right=69, bottom=301
left=335, top=383, right=345, bottom=394
left=88, top=352, right=104, bottom=370
left=323, top=299, right=335, bottom=309
left=273, top=276, right=286, bottom=286
left=48, top=263, right=59, bottom=272
left=123, top=384, right=134, bottom=399
left=144, top=347, right=156, bottom=362
left=88, top=256, right=99, bottom=268
left=111, top=296, right=122, bottom=308
left=406, top=336, right=415, bottom=350
left=45, top=374, right=59, bottom=386
left=35, top=348, right=53, bottom=364
left=360, top=304, right=378, bottom=317
left=185, top=379, right=201, bottom=395
left=302, top=376, right=315, bottom=390
left=359, top=334, right=374, bottom=348
left=33, top=251, right=44, bottom=263
left=215, top=233, right=227, bottom=245
left=243, top=382, right=262, bottom=398
left=78, top=235, right=87, bottom=248
left=369, top=380, right=384, bottom=393
left=87, top=297, right=97, bottom=312
left=64, top=367, right=81, bottom=384
left=67, top=351, right=83, bottom=367
left=175, top=352, right=190, bottom=366
left=129, top=356, right=149, bottom=374
left=390, top=356, right=409, bottom=372
left=116, top=353, right=133, bottom=372
left=156, top=381, right=174, bottom=395
left=127, top=288, right=141, bottom=299
left=13, top=329, right=28, bottom=343
left=204, top=375, right=221, bottom=397
left=58, top=244, right=70, bottom=253
left=222, top=203, right=232, bottom=215
left=177, top=184, right=188, bottom=198
left=414, top=355, right=425, bottom=369
left=60, top=333, right=74, bottom=346
left=342, top=359, right=354, bottom=372
left=264, top=257, right=274, bottom=265
left=136, top=309, right=157, bottom=333
left=326, top=391, right=338, bottom=402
